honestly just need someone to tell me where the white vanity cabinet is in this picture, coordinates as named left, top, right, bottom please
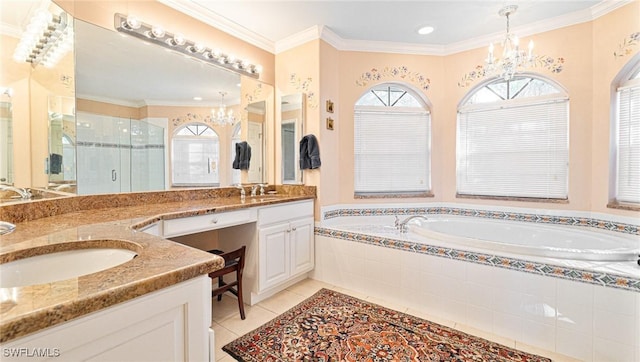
left=1, top=276, right=212, bottom=362
left=256, top=200, right=314, bottom=295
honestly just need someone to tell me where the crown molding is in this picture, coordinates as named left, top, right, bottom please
left=157, top=0, right=275, bottom=53
left=163, top=0, right=633, bottom=56
left=274, top=25, right=323, bottom=54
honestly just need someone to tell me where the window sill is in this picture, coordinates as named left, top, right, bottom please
left=456, top=193, right=569, bottom=203
left=607, top=201, right=640, bottom=212
left=355, top=191, right=434, bottom=199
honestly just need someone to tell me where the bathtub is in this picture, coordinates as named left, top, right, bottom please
left=327, top=214, right=639, bottom=262
left=403, top=215, right=640, bottom=262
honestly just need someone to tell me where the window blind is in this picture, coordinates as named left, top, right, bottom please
left=457, top=100, right=569, bottom=199
left=172, top=137, right=219, bottom=185
left=354, top=109, right=430, bottom=193
left=616, top=85, right=640, bottom=203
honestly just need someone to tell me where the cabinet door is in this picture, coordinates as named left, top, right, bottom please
left=258, top=223, right=290, bottom=291
left=290, top=217, right=314, bottom=276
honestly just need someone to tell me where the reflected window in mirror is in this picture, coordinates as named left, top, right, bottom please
left=0, top=99, right=13, bottom=185
left=280, top=94, right=304, bottom=184
left=230, top=122, right=241, bottom=185
left=172, top=123, right=220, bottom=186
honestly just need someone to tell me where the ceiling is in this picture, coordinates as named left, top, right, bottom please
left=159, top=0, right=622, bottom=54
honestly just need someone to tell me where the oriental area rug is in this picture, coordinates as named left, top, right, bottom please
left=223, top=288, right=552, bottom=362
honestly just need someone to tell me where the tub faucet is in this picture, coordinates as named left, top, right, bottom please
left=0, top=185, right=31, bottom=200
left=395, top=215, right=429, bottom=233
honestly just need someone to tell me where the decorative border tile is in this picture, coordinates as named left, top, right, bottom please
left=323, top=207, right=639, bottom=236
left=315, top=227, right=640, bottom=292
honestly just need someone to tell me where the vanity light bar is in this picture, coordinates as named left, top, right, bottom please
left=12, top=10, right=71, bottom=68
left=114, top=13, right=261, bottom=78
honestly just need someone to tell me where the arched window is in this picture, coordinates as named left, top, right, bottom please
left=612, top=57, right=640, bottom=206
left=457, top=75, right=569, bottom=199
left=171, top=123, right=220, bottom=186
left=354, top=83, right=431, bottom=196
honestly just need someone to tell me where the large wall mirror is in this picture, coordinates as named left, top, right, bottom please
left=1, top=0, right=273, bottom=197
left=75, top=19, right=270, bottom=194
left=0, top=0, right=75, bottom=191
left=281, top=93, right=304, bottom=184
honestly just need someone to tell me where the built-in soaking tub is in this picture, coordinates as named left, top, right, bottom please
left=402, top=215, right=639, bottom=262
left=314, top=206, right=640, bottom=361
left=325, top=214, right=639, bottom=262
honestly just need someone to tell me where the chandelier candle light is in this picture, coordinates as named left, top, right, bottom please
left=213, top=91, right=236, bottom=126
left=485, top=5, right=534, bottom=81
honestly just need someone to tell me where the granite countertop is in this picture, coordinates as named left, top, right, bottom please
left=0, top=188, right=315, bottom=343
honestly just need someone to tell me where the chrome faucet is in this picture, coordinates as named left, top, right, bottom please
left=258, top=183, right=268, bottom=196
left=0, top=185, right=32, bottom=200
left=395, top=215, right=429, bottom=233
left=236, top=184, right=246, bottom=199
left=250, top=184, right=259, bottom=197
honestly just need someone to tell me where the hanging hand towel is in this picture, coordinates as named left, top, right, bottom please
left=232, top=141, right=252, bottom=170
left=299, top=134, right=321, bottom=169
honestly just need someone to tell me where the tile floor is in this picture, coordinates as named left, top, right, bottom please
left=211, top=278, right=579, bottom=362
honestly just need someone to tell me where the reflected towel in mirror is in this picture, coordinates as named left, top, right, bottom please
left=233, top=141, right=251, bottom=170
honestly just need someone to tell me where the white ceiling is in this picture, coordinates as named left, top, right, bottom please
left=159, top=0, right=625, bottom=54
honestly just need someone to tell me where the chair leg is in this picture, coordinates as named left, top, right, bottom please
left=236, top=270, right=245, bottom=320
left=217, top=276, right=223, bottom=302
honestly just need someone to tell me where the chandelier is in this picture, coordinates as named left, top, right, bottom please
left=212, top=91, right=236, bottom=126
left=485, top=5, right=534, bottom=81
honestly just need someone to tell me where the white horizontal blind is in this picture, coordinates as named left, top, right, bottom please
left=457, top=100, right=569, bottom=198
left=616, top=85, right=640, bottom=203
left=354, top=109, right=430, bottom=193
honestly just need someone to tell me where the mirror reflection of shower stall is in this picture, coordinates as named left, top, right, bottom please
left=75, top=111, right=166, bottom=195
left=0, top=91, right=13, bottom=185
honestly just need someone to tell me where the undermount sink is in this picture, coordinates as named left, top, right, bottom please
left=0, top=248, right=137, bottom=288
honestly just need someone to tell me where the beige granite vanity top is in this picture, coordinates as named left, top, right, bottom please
left=0, top=186, right=315, bottom=343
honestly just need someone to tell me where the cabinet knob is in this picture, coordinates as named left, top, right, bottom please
left=291, top=227, right=297, bottom=231
left=211, top=219, right=218, bottom=224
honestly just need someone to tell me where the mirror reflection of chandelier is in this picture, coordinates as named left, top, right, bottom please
left=485, top=5, right=534, bottom=81
left=212, top=91, right=235, bottom=126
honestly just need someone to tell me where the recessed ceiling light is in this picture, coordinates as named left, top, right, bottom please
left=417, top=26, right=434, bottom=35
left=193, top=96, right=202, bottom=101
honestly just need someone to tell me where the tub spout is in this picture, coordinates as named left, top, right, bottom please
left=396, top=215, right=429, bottom=233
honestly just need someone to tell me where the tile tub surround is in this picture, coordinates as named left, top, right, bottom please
left=313, top=204, right=640, bottom=362
left=0, top=187, right=315, bottom=343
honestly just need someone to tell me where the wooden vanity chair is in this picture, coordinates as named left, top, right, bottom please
left=207, top=246, right=246, bottom=320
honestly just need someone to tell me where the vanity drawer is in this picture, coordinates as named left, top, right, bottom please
left=258, top=200, right=313, bottom=226
left=163, top=209, right=257, bottom=237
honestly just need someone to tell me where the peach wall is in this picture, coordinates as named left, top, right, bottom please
left=282, top=3, right=640, bottom=219
left=55, top=0, right=274, bottom=85
left=274, top=40, right=321, bottom=186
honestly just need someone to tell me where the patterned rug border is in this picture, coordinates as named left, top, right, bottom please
left=223, top=288, right=553, bottom=362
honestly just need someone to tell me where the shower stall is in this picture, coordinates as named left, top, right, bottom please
left=76, top=111, right=165, bottom=195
